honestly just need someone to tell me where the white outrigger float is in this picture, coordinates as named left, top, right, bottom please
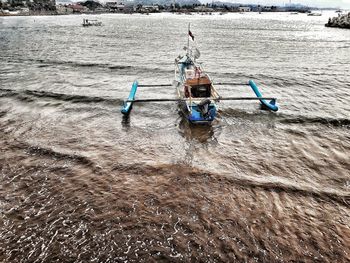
left=121, top=25, right=278, bottom=124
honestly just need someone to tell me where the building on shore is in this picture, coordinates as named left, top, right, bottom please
left=133, top=4, right=159, bottom=13
left=238, top=6, right=251, bottom=12
left=1, top=0, right=56, bottom=12
left=106, top=1, right=125, bottom=12
left=56, top=4, right=73, bottom=14
left=70, top=4, right=89, bottom=13
left=31, top=0, right=56, bottom=11
left=193, top=5, right=214, bottom=12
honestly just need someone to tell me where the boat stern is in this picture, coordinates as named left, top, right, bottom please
left=188, top=104, right=217, bottom=124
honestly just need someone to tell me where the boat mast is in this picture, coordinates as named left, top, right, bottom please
left=187, top=23, right=190, bottom=56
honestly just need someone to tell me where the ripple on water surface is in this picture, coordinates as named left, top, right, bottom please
left=0, top=13, right=350, bottom=262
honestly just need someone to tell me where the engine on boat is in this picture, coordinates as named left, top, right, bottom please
left=198, top=99, right=211, bottom=117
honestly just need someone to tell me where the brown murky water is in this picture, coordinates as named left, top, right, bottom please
left=1, top=13, right=350, bottom=262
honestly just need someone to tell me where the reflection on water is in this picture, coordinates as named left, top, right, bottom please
left=177, top=117, right=217, bottom=143
left=121, top=114, right=131, bottom=129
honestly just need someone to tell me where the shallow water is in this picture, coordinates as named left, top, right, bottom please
left=0, top=12, right=350, bottom=262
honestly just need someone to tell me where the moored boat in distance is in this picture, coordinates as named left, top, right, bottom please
left=307, top=11, right=322, bottom=16
left=82, top=18, right=102, bottom=27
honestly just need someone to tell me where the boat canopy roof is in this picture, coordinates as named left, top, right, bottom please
left=185, top=75, right=211, bottom=86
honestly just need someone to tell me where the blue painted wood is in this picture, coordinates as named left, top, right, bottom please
left=249, top=80, right=279, bottom=112
left=187, top=105, right=217, bottom=123
left=121, top=80, right=138, bottom=114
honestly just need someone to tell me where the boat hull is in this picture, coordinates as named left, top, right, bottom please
left=178, top=100, right=217, bottom=124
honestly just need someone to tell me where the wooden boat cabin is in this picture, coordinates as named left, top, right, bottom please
left=184, top=75, right=212, bottom=98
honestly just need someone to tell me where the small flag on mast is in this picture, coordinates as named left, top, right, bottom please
left=188, top=30, right=194, bottom=41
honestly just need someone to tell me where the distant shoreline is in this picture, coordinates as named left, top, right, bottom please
left=0, top=10, right=339, bottom=17
left=1, top=9, right=349, bottom=19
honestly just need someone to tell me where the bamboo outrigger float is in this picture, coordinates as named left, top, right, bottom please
left=121, top=25, right=278, bottom=123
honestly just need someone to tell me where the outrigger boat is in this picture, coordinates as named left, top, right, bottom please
left=82, top=19, right=102, bottom=27
left=121, top=25, right=278, bottom=124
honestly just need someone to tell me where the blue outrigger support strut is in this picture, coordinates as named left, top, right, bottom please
left=248, top=80, right=279, bottom=112
left=121, top=80, right=138, bottom=114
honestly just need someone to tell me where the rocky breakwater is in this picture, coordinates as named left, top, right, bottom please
left=326, top=12, right=350, bottom=29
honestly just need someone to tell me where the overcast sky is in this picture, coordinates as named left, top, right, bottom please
left=222, top=0, right=350, bottom=8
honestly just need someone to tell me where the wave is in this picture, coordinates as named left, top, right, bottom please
left=108, top=65, right=133, bottom=70
left=224, top=173, right=350, bottom=206
left=0, top=110, right=7, bottom=118
left=10, top=143, right=105, bottom=174
left=110, top=163, right=349, bottom=206
left=26, top=145, right=94, bottom=167
left=0, top=88, right=123, bottom=105
left=21, top=58, right=112, bottom=69
left=219, top=108, right=350, bottom=128
left=2, top=88, right=348, bottom=128
left=3, top=125, right=349, bottom=206
left=211, top=72, right=339, bottom=88
left=5, top=58, right=172, bottom=74
left=280, top=116, right=350, bottom=127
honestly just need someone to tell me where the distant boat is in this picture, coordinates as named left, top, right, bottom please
left=82, top=19, right=102, bottom=27
left=308, top=12, right=322, bottom=16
